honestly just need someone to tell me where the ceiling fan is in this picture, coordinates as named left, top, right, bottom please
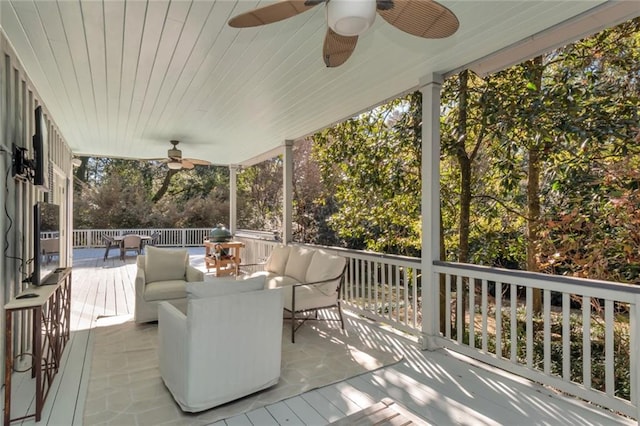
left=228, top=0, right=459, bottom=67
left=163, top=140, right=211, bottom=170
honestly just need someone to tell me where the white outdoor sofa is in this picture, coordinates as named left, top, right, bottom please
left=243, top=245, right=347, bottom=342
left=134, top=246, right=204, bottom=323
left=158, top=278, right=284, bottom=412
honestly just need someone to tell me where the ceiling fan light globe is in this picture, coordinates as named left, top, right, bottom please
left=327, top=0, right=376, bottom=37
left=167, top=160, right=182, bottom=170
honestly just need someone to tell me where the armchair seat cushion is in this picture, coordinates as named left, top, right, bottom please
left=144, top=280, right=190, bottom=302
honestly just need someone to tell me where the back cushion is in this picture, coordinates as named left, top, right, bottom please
left=144, top=246, right=188, bottom=284
left=305, top=250, right=346, bottom=296
left=266, top=245, right=290, bottom=275
left=186, top=276, right=265, bottom=300
left=284, top=246, right=316, bottom=282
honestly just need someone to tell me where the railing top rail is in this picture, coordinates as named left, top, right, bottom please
left=232, top=237, right=422, bottom=265
left=434, top=260, right=640, bottom=295
left=74, top=228, right=210, bottom=231
left=291, top=242, right=422, bottom=265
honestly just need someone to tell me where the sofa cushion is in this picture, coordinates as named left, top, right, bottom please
left=145, top=280, right=188, bottom=302
left=284, top=285, right=336, bottom=312
left=305, top=250, right=346, bottom=296
left=145, top=246, right=188, bottom=284
left=265, top=245, right=290, bottom=275
left=284, top=246, right=315, bottom=283
left=242, top=270, right=274, bottom=280
left=186, top=277, right=265, bottom=300
left=265, top=275, right=299, bottom=289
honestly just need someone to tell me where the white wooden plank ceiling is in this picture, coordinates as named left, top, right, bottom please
left=1, top=0, right=637, bottom=166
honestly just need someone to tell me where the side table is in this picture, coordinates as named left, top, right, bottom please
left=3, top=267, right=72, bottom=426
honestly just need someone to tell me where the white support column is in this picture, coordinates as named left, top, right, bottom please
left=420, top=73, right=443, bottom=351
left=283, top=140, right=294, bottom=244
left=229, top=165, right=239, bottom=234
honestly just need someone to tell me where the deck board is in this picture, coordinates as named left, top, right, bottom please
left=245, top=407, right=279, bottom=425
left=284, top=396, right=328, bottom=425
left=1, top=248, right=634, bottom=426
left=266, top=401, right=305, bottom=425
left=301, top=391, right=346, bottom=423
left=43, top=330, right=91, bottom=426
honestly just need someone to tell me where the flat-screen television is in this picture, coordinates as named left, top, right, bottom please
left=33, top=105, right=49, bottom=191
left=33, top=202, right=60, bottom=286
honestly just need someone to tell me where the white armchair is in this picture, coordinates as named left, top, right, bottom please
left=158, top=278, right=284, bottom=413
left=134, top=246, right=204, bottom=323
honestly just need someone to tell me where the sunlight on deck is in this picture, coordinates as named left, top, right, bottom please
left=3, top=247, right=632, bottom=426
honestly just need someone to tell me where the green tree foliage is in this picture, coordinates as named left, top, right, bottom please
left=73, top=157, right=229, bottom=229
left=440, top=17, right=640, bottom=281
left=292, top=139, right=341, bottom=245
left=237, top=159, right=283, bottom=231
left=312, top=93, right=422, bottom=256
left=532, top=18, right=640, bottom=282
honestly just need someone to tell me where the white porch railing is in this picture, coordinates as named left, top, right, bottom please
left=71, top=228, right=639, bottom=419
left=72, top=228, right=211, bottom=248
left=434, top=261, right=639, bottom=420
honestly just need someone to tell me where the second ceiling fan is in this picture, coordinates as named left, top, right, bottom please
left=228, top=0, right=459, bottom=67
left=164, top=140, right=211, bottom=170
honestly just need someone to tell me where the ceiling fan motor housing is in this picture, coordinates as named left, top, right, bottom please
left=327, top=0, right=377, bottom=36
left=168, top=147, right=182, bottom=159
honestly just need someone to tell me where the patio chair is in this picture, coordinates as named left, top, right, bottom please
left=102, top=234, right=115, bottom=261
left=149, top=231, right=161, bottom=246
left=120, top=235, right=142, bottom=260
left=141, top=231, right=161, bottom=253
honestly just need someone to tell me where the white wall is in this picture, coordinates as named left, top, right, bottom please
left=0, top=29, right=73, bottom=383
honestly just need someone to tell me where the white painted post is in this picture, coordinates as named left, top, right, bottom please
left=283, top=140, right=294, bottom=244
left=229, top=165, right=238, bottom=234
left=420, top=73, right=443, bottom=350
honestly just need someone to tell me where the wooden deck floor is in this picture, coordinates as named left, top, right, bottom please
left=3, top=248, right=634, bottom=426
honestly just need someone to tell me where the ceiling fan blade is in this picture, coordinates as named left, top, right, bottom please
left=181, top=159, right=195, bottom=170
left=229, top=0, right=319, bottom=28
left=377, top=0, right=459, bottom=39
left=185, top=158, right=212, bottom=166
left=323, top=28, right=358, bottom=68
